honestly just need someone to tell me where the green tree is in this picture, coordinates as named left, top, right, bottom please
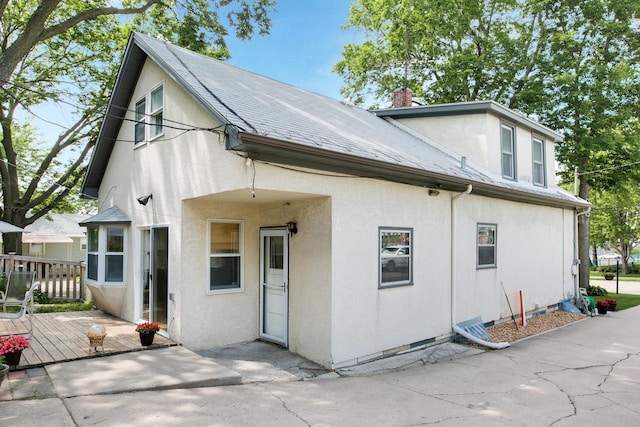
left=590, top=186, right=640, bottom=274
left=336, top=0, right=640, bottom=287
left=0, top=0, right=275, bottom=253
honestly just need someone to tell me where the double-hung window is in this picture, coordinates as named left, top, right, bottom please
left=133, top=82, right=164, bottom=145
left=379, top=227, right=413, bottom=288
left=501, top=123, right=516, bottom=180
left=209, top=220, right=243, bottom=292
left=86, top=226, right=126, bottom=283
left=477, top=223, right=497, bottom=268
left=532, top=136, right=546, bottom=186
left=149, top=84, right=164, bottom=138
left=134, top=98, right=146, bottom=145
left=105, top=228, right=124, bottom=282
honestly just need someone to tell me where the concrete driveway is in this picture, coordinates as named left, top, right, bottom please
left=3, top=305, right=640, bottom=426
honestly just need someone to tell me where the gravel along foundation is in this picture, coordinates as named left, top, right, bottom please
left=486, top=311, right=586, bottom=344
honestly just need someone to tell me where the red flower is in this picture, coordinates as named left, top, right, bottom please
left=135, top=322, right=160, bottom=334
left=0, top=335, right=30, bottom=354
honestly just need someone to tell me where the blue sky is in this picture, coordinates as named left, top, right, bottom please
left=226, top=0, right=359, bottom=101
left=23, top=1, right=360, bottom=142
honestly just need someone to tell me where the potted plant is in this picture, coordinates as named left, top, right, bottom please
left=603, top=272, right=615, bottom=280
left=596, top=300, right=609, bottom=315
left=605, top=298, right=618, bottom=312
left=0, top=355, right=8, bottom=387
left=135, top=322, right=160, bottom=346
left=0, top=335, right=30, bottom=367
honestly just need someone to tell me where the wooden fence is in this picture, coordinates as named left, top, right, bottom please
left=0, top=253, right=85, bottom=301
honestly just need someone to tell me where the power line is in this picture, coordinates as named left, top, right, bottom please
left=0, top=77, right=227, bottom=136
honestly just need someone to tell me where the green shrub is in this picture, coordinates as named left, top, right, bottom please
left=33, top=288, right=50, bottom=304
left=34, top=302, right=94, bottom=313
left=587, top=285, right=609, bottom=296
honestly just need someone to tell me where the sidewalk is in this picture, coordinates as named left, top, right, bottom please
left=3, top=306, right=640, bottom=426
left=592, top=278, right=640, bottom=295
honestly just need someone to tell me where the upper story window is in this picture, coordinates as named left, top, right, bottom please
left=501, top=123, right=516, bottom=180
left=150, top=84, right=164, bottom=138
left=208, top=220, right=243, bottom=293
left=87, top=226, right=126, bottom=283
left=379, top=227, right=413, bottom=288
left=532, top=136, right=546, bottom=187
left=133, top=82, right=164, bottom=145
left=134, top=98, right=146, bottom=145
left=477, top=223, right=497, bottom=269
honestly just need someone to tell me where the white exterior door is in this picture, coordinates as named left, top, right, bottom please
left=259, top=228, right=288, bottom=346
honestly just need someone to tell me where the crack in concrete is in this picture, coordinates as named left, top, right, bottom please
left=266, top=388, right=312, bottom=427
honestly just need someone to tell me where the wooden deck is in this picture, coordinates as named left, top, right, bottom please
left=0, top=311, right=176, bottom=370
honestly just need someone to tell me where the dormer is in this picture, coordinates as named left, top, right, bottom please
left=375, top=100, right=562, bottom=189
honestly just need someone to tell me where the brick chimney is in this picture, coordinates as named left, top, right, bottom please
left=393, top=87, right=413, bottom=108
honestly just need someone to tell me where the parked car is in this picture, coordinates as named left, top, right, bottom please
left=381, top=245, right=410, bottom=272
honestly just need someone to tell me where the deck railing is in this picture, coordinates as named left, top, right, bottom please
left=0, top=253, right=85, bottom=301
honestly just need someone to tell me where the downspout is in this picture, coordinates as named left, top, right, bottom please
left=574, top=207, right=591, bottom=302
left=451, top=184, right=473, bottom=330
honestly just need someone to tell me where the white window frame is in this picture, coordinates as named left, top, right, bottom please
left=133, top=81, right=165, bottom=145
left=207, top=219, right=244, bottom=294
left=532, top=136, right=546, bottom=187
left=379, top=227, right=413, bottom=288
left=87, top=227, right=99, bottom=281
left=29, top=242, right=45, bottom=256
left=134, top=96, right=146, bottom=146
left=86, top=226, right=127, bottom=285
left=149, top=83, right=164, bottom=140
left=105, top=227, right=125, bottom=282
left=477, top=223, right=497, bottom=269
left=501, top=123, right=516, bottom=180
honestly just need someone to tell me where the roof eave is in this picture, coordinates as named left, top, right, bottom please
left=81, top=34, right=146, bottom=198
left=232, top=132, right=588, bottom=210
left=374, top=101, right=563, bottom=143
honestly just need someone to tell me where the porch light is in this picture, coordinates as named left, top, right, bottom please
left=286, top=221, right=298, bottom=235
left=137, top=194, right=152, bottom=206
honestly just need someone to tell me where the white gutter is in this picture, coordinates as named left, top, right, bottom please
left=451, top=184, right=473, bottom=329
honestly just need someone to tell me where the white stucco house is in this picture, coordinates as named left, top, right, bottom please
left=80, top=32, right=589, bottom=368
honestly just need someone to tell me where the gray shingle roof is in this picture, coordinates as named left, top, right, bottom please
left=82, top=32, right=588, bottom=209
left=79, top=206, right=130, bottom=226
left=25, top=213, right=89, bottom=236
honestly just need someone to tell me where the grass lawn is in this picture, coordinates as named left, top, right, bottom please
left=591, top=271, right=640, bottom=282
left=592, top=293, right=640, bottom=311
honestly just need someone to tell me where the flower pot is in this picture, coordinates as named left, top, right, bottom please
left=608, top=302, right=617, bottom=312
left=139, top=332, right=155, bottom=346
left=3, top=349, right=22, bottom=367
left=0, top=363, right=8, bottom=387
left=597, top=304, right=608, bottom=315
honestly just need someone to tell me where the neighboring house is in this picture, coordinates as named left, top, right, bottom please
left=22, top=213, right=89, bottom=262
left=80, top=32, right=589, bottom=369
